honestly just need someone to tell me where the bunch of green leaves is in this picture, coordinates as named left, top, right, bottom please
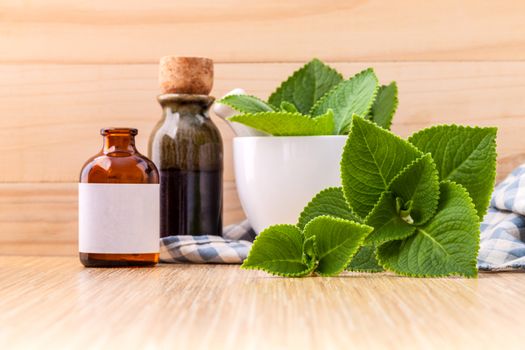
left=217, top=59, right=398, bottom=135
left=242, top=117, right=497, bottom=278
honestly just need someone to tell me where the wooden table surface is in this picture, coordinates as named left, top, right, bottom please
left=1, top=257, right=524, bottom=349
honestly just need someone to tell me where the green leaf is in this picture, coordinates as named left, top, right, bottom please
left=368, top=82, right=398, bottom=130
left=268, top=59, right=343, bottom=114
left=280, top=101, right=299, bottom=113
left=311, top=68, right=379, bottom=134
left=388, top=153, right=440, bottom=225
left=303, top=216, right=372, bottom=276
left=364, top=191, right=416, bottom=245
left=229, top=110, right=334, bottom=136
left=298, top=187, right=361, bottom=230
left=347, top=245, right=384, bottom=272
left=377, top=181, right=480, bottom=278
left=408, top=125, right=497, bottom=219
left=241, top=224, right=315, bottom=277
left=217, top=94, right=274, bottom=114
left=341, top=116, right=423, bottom=218
left=302, top=235, right=317, bottom=264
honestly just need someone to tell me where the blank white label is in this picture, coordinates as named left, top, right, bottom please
left=79, top=183, right=160, bottom=254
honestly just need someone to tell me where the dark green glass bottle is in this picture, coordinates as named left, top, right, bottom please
left=149, top=93, right=223, bottom=237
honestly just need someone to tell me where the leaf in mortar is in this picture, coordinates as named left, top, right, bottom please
left=368, top=82, right=398, bottom=130
left=229, top=110, right=335, bottom=136
left=408, top=125, right=497, bottom=219
left=388, top=153, right=440, bottom=225
left=303, top=216, right=372, bottom=276
left=377, top=181, right=480, bottom=278
left=341, top=116, right=423, bottom=218
left=311, top=68, right=379, bottom=134
left=364, top=191, right=416, bottom=245
left=268, top=58, right=343, bottom=114
left=242, top=224, right=316, bottom=277
left=298, top=187, right=361, bottom=230
left=218, top=94, right=274, bottom=114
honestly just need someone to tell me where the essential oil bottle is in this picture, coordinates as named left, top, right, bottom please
left=79, top=128, right=160, bottom=267
left=149, top=56, right=223, bottom=237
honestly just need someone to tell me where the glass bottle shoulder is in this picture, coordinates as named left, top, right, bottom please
left=80, top=152, right=159, bottom=184
left=149, top=113, right=222, bottom=144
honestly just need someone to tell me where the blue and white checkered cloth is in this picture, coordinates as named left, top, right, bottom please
left=160, top=220, right=255, bottom=263
left=479, top=164, right=525, bottom=271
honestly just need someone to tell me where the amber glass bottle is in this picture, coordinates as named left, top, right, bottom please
left=79, top=128, right=160, bottom=267
left=149, top=94, right=223, bottom=237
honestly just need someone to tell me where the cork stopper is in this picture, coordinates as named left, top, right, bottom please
left=159, top=56, right=214, bottom=95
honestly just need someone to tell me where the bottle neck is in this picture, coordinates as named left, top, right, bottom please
left=158, top=93, right=214, bottom=118
left=101, top=128, right=138, bottom=155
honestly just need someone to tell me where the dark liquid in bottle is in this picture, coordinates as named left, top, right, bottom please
left=160, top=169, right=222, bottom=237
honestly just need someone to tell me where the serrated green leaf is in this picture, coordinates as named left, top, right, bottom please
left=347, top=245, right=384, bottom=272
left=368, top=82, right=398, bottom=130
left=229, top=110, right=334, bottom=136
left=268, top=59, right=343, bottom=115
left=364, top=191, right=416, bottom=245
left=341, top=116, right=423, bottom=218
left=241, top=224, right=315, bottom=277
left=298, top=187, right=361, bottom=230
left=303, top=216, right=372, bottom=276
left=377, top=181, right=480, bottom=278
left=311, top=68, right=379, bottom=134
left=408, top=125, right=497, bottom=219
left=218, top=94, right=274, bottom=114
left=388, top=153, right=440, bottom=225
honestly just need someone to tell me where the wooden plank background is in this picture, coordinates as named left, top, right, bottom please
left=1, top=0, right=525, bottom=255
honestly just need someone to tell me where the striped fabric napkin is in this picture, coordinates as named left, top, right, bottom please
left=160, top=220, right=255, bottom=263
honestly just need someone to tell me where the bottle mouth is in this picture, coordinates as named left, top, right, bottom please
left=100, top=128, right=138, bottom=136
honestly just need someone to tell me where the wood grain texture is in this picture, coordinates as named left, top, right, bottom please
left=0, top=182, right=244, bottom=256
left=1, top=61, right=525, bottom=182
left=1, top=0, right=525, bottom=63
left=0, top=256, right=524, bottom=349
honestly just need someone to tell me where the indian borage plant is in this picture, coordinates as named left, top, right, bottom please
left=218, top=58, right=398, bottom=134
left=242, top=117, right=497, bottom=277
left=230, top=60, right=497, bottom=278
